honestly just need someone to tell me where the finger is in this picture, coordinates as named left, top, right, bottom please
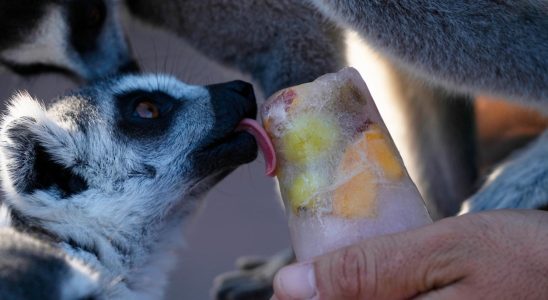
left=273, top=262, right=318, bottom=300
left=273, top=216, right=471, bottom=300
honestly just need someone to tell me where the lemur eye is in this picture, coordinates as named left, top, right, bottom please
left=88, top=7, right=103, bottom=28
left=83, top=1, right=106, bottom=30
left=134, top=101, right=160, bottom=119
left=117, top=91, right=178, bottom=136
left=68, top=0, right=107, bottom=53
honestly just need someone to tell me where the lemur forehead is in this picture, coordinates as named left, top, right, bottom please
left=112, top=74, right=209, bottom=100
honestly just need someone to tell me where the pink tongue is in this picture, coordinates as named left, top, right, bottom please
left=236, top=119, right=277, bottom=176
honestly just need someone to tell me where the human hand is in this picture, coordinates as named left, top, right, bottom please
left=272, top=210, right=548, bottom=299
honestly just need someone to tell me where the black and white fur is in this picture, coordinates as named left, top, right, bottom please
left=0, top=0, right=137, bottom=80
left=0, top=74, right=259, bottom=299
left=0, top=224, right=100, bottom=300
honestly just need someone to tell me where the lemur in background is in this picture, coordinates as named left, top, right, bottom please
left=123, top=1, right=547, bottom=299
left=0, top=0, right=137, bottom=80
left=0, top=75, right=259, bottom=299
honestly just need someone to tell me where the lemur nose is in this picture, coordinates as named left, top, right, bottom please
left=224, top=80, right=255, bottom=98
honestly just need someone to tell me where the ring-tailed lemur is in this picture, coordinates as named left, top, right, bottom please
left=0, top=0, right=137, bottom=80
left=122, top=1, right=547, bottom=299
left=0, top=74, right=259, bottom=299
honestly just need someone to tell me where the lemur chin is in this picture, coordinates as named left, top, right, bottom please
left=0, top=74, right=259, bottom=299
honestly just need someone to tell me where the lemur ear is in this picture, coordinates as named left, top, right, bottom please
left=0, top=93, right=88, bottom=197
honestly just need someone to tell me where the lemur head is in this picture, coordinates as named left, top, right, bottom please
left=0, top=74, right=257, bottom=275
left=0, top=0, right=137, bottom=80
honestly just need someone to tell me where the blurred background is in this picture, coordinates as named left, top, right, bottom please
left=1, top=11, right=546, bottom=300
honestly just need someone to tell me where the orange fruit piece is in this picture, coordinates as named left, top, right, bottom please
left=333, top=137, right=377, bottom=219
left=333, top=169, right=377, bottom=219
left=363, top=125, right=403, bottom=180
left=332, top=124, right=403, bottom=219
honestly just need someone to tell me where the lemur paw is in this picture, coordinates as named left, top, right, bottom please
left=461, top=131, right=548, bottom=214
left=212, top=248, right=294, bottom=300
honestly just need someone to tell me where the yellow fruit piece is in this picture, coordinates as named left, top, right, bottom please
left=363, top=125, right=403, bottom=180
left=333, top=170, right=377, bottom=219
left=282, top=113, right=339, bottom=164
left=288, top=172, right=322, bottom=213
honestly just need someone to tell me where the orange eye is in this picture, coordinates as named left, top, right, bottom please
left=135, top=101, right=160, bottom=119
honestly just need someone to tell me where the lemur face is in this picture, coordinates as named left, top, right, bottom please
left=0, top=74, right=257, bottom=264
left=0, top=0, right=137, bottom=80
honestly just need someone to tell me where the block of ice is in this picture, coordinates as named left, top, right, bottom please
left=259, top=67, right=433, bottom=261
left=236, top=68, right=432, bottom=261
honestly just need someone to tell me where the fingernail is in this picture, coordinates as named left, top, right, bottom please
left=275, top=263, right=317, bottom=299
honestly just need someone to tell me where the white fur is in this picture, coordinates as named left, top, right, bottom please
left=1, top=6, right=74, bottom=70
left=113, top=74, right=209, bottom=100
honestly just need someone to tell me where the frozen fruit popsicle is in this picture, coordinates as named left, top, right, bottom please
left=256, top=67, right=432, bottom=261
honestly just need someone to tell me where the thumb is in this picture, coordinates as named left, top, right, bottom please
left=273, top=217, right=468, bottom=300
